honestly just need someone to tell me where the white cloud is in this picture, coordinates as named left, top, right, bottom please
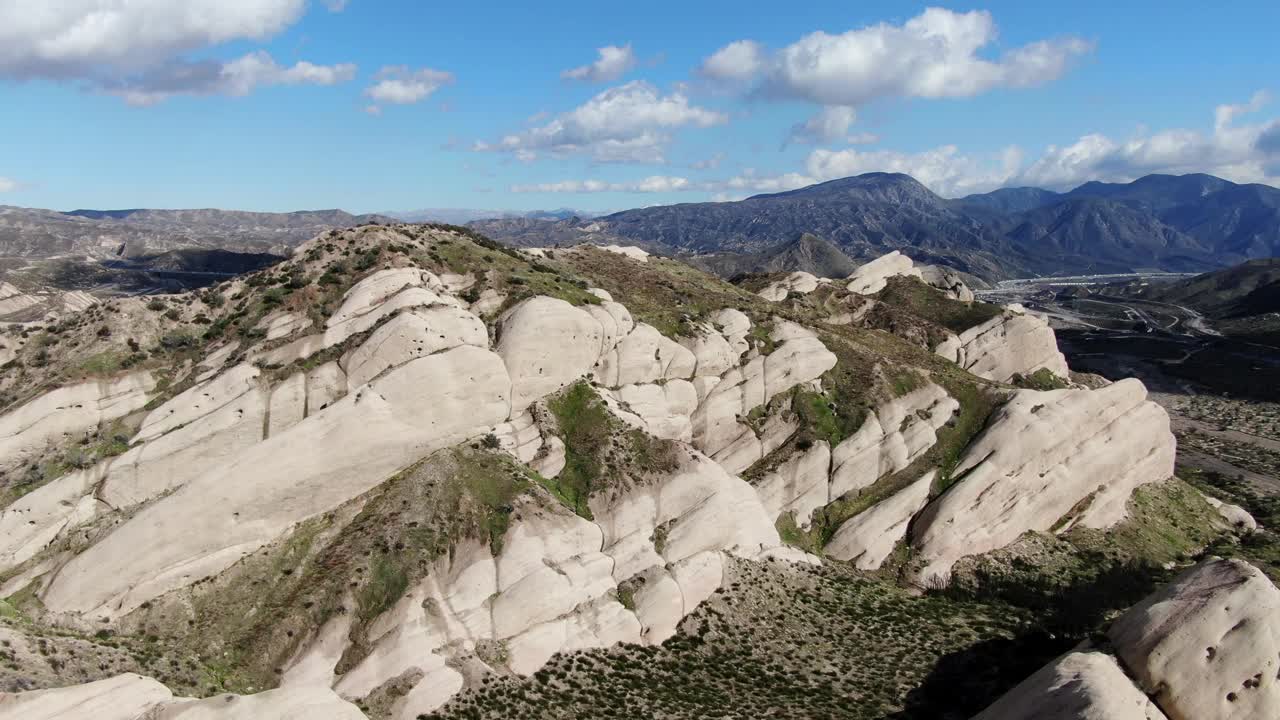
left=561, top=44, right=636, bottom=83
left=0, top=1, right=355, bottom=103
left=364, top=66, right=454, bottom=106
left=702, top=8, right=1090, bottom=144
left=1020, top=93, right=1280, bottom=189
left=324, top=0, right=349, bottom=11
left=476, top=81, right=727, bottom=163
left=103, top=50, right=355, bottom=105
left=511, top=175, right=692, bottom=193
left=787, top=106, right=857, bottom=145
left=0, top=176, right=17, bottom=192
left=698, top=40, right=764, bottom=82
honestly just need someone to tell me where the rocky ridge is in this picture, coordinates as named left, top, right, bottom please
left=0, top=225, right=1251, bottom=719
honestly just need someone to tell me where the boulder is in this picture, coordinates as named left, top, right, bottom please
left=1203, top=495, right=1258, bottom=533
left=825, top=471, right=934, bottom=570
left=846, top=251, right=922, bottom=295
left=1108, top=558, right=1280, bottom=720
left=972, top=651, right=1168, bottom=720
left=918, top=265, right=975, bottom=302
left=910, top=379, right=1175, bottom=586
left=758, top=272, right=821, bottom=302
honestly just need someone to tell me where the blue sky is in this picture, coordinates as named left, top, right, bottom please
left=1, top=1, right=1278, bottom=213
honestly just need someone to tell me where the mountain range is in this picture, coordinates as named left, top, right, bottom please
left=472, top=172, right=1280, bottom=280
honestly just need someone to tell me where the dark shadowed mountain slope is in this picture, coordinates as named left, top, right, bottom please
left=953, top=186, right=1062, bottom=214
left=1003, top=197, right=1218, bottom=273
left=1138, top=257, right=1280, bottom=318
left=685, top=232, right=859, bottom=278
left=1063, top=173, right=1280, bottom=262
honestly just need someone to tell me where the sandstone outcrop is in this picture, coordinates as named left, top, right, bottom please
left=918, top=264, right=975, bottom=302
left=0, top=371, right=155, bottom=473
left=934, top=307, right=1069, bottom=383
left=1203, top=495, right=1258, bottom=533
left=0, top=673, right=173, bottom=720
left=498, top=297, right=604, bottom=413
left=972, top=651, right=1168, bottom=720
left=758, top=271, right=821, bottom=301
left=910, top=379, right=1175, bottom=586
left=846, top=251, right=922, bottom=295
left=825, top=471, right=934, bottom=570
left=1109, top=558, right=1280, bottom=720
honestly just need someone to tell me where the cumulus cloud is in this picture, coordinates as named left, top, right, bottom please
left=0, top=176, right=17, bottom=192
left=0, top=0, right=354, bottom=103
left=475, top=81, right=727, bottom=163
left=701, top=8, right=1090, bottom=143
left=561, top=44, right=637, bottom=83
left=363, top=66, right=454, bottom=108
left=511, top=175, right=692, bottom=193
left=102, top=50, right=355, bottom=105
left=1020, top=93, right=1280, bottom=189
left=787, top=106, right=857, bottom=145
left=698, top=40, right=765, bottom=82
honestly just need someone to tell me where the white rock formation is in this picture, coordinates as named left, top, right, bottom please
left=829, top=383, right=958, bottom=500
left=1109, top=558, right=1280, bottom=720
left=0, top=673, right=173, bottom=720
left=497, top=296, right=604, bottom=413
left=825, top=472, right=934, bottom=570
left=255, top=311, right=313, bottom=341
left=754, top=441, right=832, bottom=526
left=0, top=371, right=155, bottom=473
left=910, top=379, right=1175, bottom=586
left=935, top=308, right=1070, bottom=383
left=918, top=265, right=975, bottom=302
left=846, top=251, right=922, bottom=295
left=758, top=272, right=821, bottom=302
left=1203, top=495, right=1258, bottom=533
left=152, top=687, right=367, bottom=719
left=973, top=651, right=1168, bottom=720
left=597, top=244, right=650, bottom=262
left=41, top=345, right=514, bottom=618
left=601, top=380, right=699, bottom=442
left=595, top=323, right=696, bottom=388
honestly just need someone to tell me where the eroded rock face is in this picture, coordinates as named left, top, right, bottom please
left=910, top=379, right=1175, bottom=587
left=825, top=472, right=934, bottom=570
left=0, top=371, right=155, bottom=473
left=918, top=265, right=975, bottom=302
left=1108, top=558, right=1280, bottom=720
left=41, top=345, right=514, bottom=618
left=846, top=251, right=922, bottom=295
left=829, top=383, right=958, bottom=500
left=0, top=673, right=173, bottom=720
left=973, top=651, right=1168, bottom=720
left=758, top=272, right=821, bottom=302
left=498, top=297, right=604, bottom=413
left=935, top=308, right=1069, bottom=383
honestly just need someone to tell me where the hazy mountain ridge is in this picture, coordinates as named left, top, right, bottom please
left=475, top=172, right=1280, bottom=280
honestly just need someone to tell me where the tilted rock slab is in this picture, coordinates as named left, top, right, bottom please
left=935, top=307, right=1069, bottom=383
left=0, top=672, right=368, bottom=720
left=972, top=651, right=1168, bottom=720
left=0, top=672, right=173, bottom=720
left=825, top=471, right=935, bottom=571
left=918, top=264, right=975, bottom=302
left=846, top=251, right=922, bottom=295
left=910, top=379, right=1175, bottom=587
left=1108, top=558, right=1280, bottom=720
left=41, top=345, right=513, bottom=618
left=0, top=371, right=155, bottom=473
